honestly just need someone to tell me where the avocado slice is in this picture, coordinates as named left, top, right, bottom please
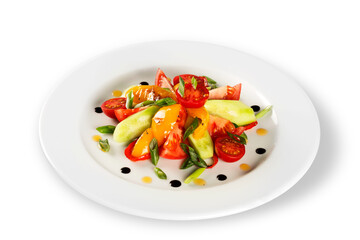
left=188, top=130, right=214, bottom=159
left=204, top=100, right=256, bottom=126
left=113, top=106, right=160, bottom=143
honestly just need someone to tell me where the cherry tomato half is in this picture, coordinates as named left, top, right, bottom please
left=173, top=74, right=208, bottom=86
left=175, top=80, right=209, bottom=108
left=215, top=136, right=245, bottom=163
left=101, top=97, right=127, bottom=119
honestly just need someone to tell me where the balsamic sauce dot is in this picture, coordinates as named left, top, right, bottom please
left=170, top=180, right=181, bottom=188
left=95, top=107, right=103, bottom=113
left=120, top=167, right=131, bottom=174
left=139, top=81, right=149, bottom=85
left=251, top=105, right=260, bottom=112
left=255, top=148, right=266, bottom=154
left=217, top=174, right=227, bottom=181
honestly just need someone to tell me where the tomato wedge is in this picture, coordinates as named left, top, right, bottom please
left=152, top=104, right=186, bottom=146
left=175, top=78, right=209, bottom=108
left=155, top=69, right=176, bottom=95
left=124, top=140, right=151, bottom=161
left=100, top=97, right=126, bottom=119
left=209, top=84, right=242, bottom=100
left=159, top=124, right=187, bottom=159
left=215, top=136, right=245, bottom=163
left=208, top=115, right=236, bottom=139
left=114, top=107, right=147, bottom=122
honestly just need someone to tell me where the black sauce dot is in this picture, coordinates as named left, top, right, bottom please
left=95, top=107, right=103, bottom=113
left=251, top=105, right=260, bottom=112
left=217, top=174, right=227, bottom=181
left=140, top=81, right=149, bottom=85
left=170, top=180, right=181, bottom=188
left=256, top=148, right=266, bottom=154
left=120, top=167, right=131, bottom=174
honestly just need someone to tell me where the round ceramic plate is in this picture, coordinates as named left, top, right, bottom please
left=39, top=41, right=320, bottom=220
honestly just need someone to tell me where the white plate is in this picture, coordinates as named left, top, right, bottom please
left=39, top=41, right=320, bottom=220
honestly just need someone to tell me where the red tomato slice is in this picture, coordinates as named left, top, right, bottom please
left=175, top=79, right=209, bottom=108
left=230, top=83, right=242, bottom=100
left=100, top=97, right=126, bottom=119
left=215, top=136, right=245, bottom=163
left=159, top=124, right=187, bottom=159
left=207, top=154, right=219, bottom=169
left=124, top=140, right=151, bottom=161
left=232, top=121, right=258, bottom=135
left=208, top=84, right=242, bottom=100
left=155, top=68, right=176, bottom=95
left=208, top=115, right=236, bottom=139
left=114, top=107, right=147, bottom=122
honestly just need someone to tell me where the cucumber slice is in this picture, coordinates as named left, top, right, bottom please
left=204, top=100, right=256, bottom=126
left=113, top=106, right=160, bottom=143
left=188, top=130, right=214, bottom=159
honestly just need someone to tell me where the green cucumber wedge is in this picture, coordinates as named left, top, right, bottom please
left=204, top=100, right=256, bottom=126
left=188, top=130, right=214, bottom=159
left=113, top=106, right=160, bottom=143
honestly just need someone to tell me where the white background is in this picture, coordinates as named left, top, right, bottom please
left=1, top=0, right=359, bottom=239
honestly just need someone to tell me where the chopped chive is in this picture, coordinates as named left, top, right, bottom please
left=154, top=97, right=177, bottom=107
left=126, top=90, right=134, bottom=109
left=255, top=105, right=273, bottom=119
left=180, top=157, right=194, bottom=169
left=183, top=117, right=199, bottom=140
left=184, top=168, right=206, bottom=184
left=154, top=167, right=167, bottom=180
left=134, top=100, right=155, bottom=108
left=98, top=139, right=110, bottom=152
left=178, top=76, right=185, bottom=97
left=191, top=76, right=197, bottom=89
left=96, top=125, right=116, bottom=134
left=227, top=131, right=247, bottom=145
left=149, top=138, right=159, bottom=166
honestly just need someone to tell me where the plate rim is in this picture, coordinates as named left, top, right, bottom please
left=39, top=40, right=320, bottom=220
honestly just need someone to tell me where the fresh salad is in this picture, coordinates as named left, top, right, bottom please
left=96, top=69, right=272, bottom=183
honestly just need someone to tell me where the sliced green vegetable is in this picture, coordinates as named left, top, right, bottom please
left=204, top=76, right=217, bottom=89
left=178, top=76, right=185, bottom=97
left=184, top=168, right=206, bottom=184
left=205, top=100, right=256, bottom=126
left=113, top=106, right=160, bottom=143
left=134, top=100, right=155, bottom=108
left=126, top=90, right=134, bottom=109
left=180, top=143, right=208, bottom=168
left=154, top=167, right=167, bottom=180
left=227, top=131, right=247, bottom=145
left=241, top=132, right=248, bottom=141
left=96, top=125, right=116, bottom=134
left=188, top=130, right=214, bottom=159
left=98, top=139, right=110, bottom=152
left=183, top=117, right=199, bottom=140
left=191, top=76, right=197, bottom=89
left=154, top=97, right=177, bottom=107
left=256, top=105, right=273, bottom=119
left=149, top=138, right=159, bottom=166
left=180, top=158, right=194, bottom=169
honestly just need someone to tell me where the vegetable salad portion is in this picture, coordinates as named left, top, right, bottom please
left=96, top=69, right=272, bottom=183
